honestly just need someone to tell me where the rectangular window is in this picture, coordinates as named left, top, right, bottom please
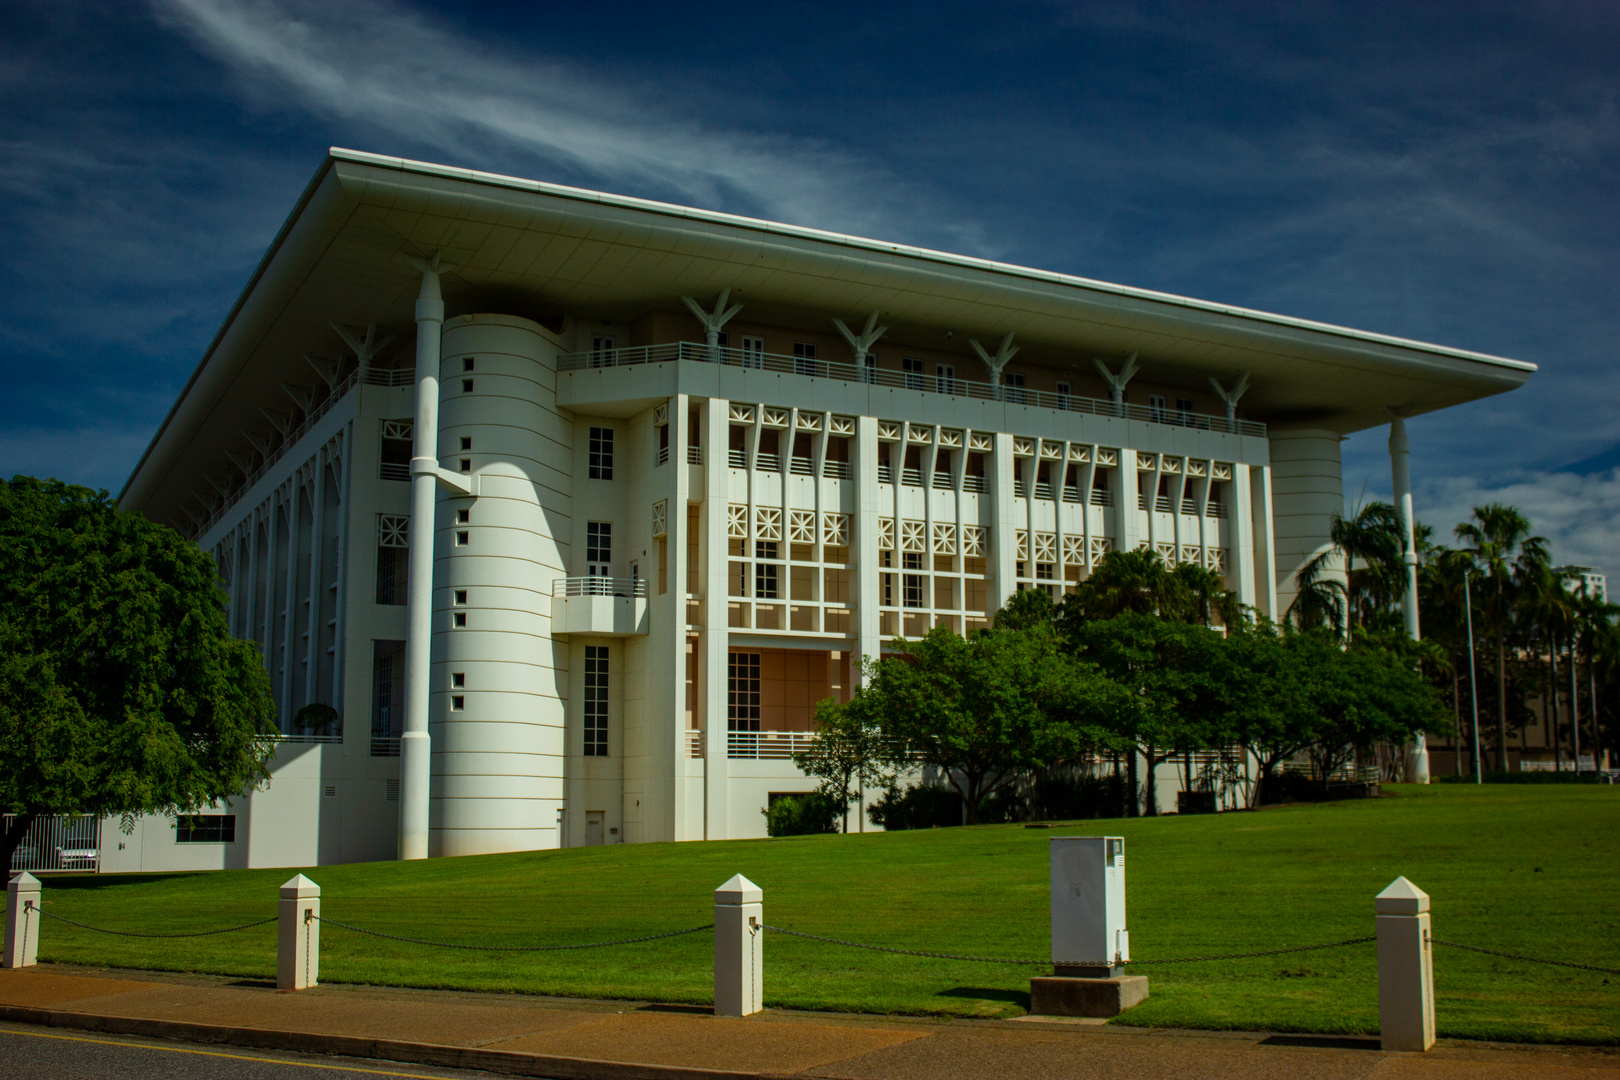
left=902, top=551, right=924, bottom=608
left=903, top=356, right=925, bottom=390
left=754, top=540, right=779, bottom=599
left=584, top=645, right=609, bottom=756
left=1056, top=381, right=1072, bottom=410
left=587, top=521, right=612, bottom=572
left=589, top=427, right=614, bottom=480
left=590, top=337, right=615, bottom=367
left=375, top=515, right=409, bottom=605
left=1149, top=394, right=1167, bottom=422
left=728, top=652, right=761, bottom=732
left=461, top=379, right=474, bottom=393
left=1176, top=397, right=1195, bottom=426
left=793, top=341, right=820, bottom=377
left=379, top=420, right=413, bottom=482
left=863, top=353, right=878, bottom=384
left=741, top=336, right=765, bottom=368
left=1003, top=371, right=1027, bottom=404
left=657, top=423, right=670, bottom=466
left=372, top=639, right=406, bottom=738
left=175, top=815, right=236, bottom=844
left=936, top=363, right=958, bottom=395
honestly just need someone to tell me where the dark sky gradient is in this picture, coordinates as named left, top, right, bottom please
left=3, top=1, right=1617, bottom=565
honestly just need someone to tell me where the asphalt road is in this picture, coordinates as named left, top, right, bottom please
left=0, top=1024, right=519, bottom=1080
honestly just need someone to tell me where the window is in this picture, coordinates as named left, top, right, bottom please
left=1003, top=372, right=1027, bottom=404
left=903, top=357, right=925, bottom=390
left=372, top=640, right=405, bottom=739
left=375, top=515, right=409, bottom=605
left=379, top=420, right=413, bottom=482
left=1056, top=381, right=1072, bottom=410
left=589, top=427, right=614, bottom=480
left=461, top=378, right=474, bottom=393
left=462, top=357, right=474, bottom=372
left=793, top=341, right=820, bottom=376
left=1149, top=394, right=1167, bottom=422
left=755, top=541, right=779, bottom=599
left=176, top=815, right=236, bottom=844
left=460, top=436, right=472, bottom=451
left=740, top=336, right=765, bottom=368
left=459, top=458, right=471, bottom=473
left=455, top=530, right=469, bottom=546
left=1176, top=397, right=1195, bottom=426
left=728, top=652, right=761, bottom=732
left=936, top=363, right=958, bottom=395
left=453, top=612, right=467, bottom=628
left=456, top=509, right=470, bottom=524
left=451, top=672, right=465, bottom=688
left=454, top=589, right=467, bottom=605
left=590, top=337, right=615, bottom=367
left=584, top=645, right=609, bottom=756
left=903, top=551, right=924, bottom=608
left=657, top=423, right=670, bottom=466
left=450, top=695, right=465, bottom=711
left=863, top=354, right=878, bottom=384
left=587, top=521, right=612, bottom=575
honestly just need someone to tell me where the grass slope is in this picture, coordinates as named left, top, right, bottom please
left=20, top=785, right=1618, bottom=1043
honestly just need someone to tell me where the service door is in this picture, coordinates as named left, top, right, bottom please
left=585, top=811, right=605, bottom=847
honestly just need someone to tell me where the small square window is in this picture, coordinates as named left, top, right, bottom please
left=456, top=509, right=470, bottom=524
left=451, top=695, right=465, bottom=710
left=460, top=436, right=472, bottom=451
left=454, top=590, right=467, bottom=604
left=461, top=378, right=474, bottom=393
left=453, top=612, right=467, bottom=628
left=459, top=458, right=471, bottom=473
left=462, top=357, right=475, bottom=372
left=451, top=672, right=465, bottom=688
left=455, top=530, right=469, bottom=546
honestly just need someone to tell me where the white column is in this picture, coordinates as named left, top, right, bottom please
left=399, top=256, right=448, bottom=860
left=1268, top=430, right=1344, bottom=624
left=3, top=873, right=40, bottom=969
left=1389, top=415, right=1429, bottom=784
left=713, top=874, right=763, bottom=1017
left=1376, top=876, right=1435, bottom=1052
left=701, top=398, right=731, bottom=839
left=277, top=873, right=321, bottom=991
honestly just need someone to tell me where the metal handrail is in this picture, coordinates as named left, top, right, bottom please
left=558, top=342, right=1265, bottom=437
left=553, top=576, right=649, bottom=598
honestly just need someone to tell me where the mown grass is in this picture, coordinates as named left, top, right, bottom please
left=17, top=785, right=1618, bottom=1043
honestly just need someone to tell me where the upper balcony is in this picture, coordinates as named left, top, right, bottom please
left=551, top=577, right=649, bottom=636
left=557, top=342, right=1265, bottom=438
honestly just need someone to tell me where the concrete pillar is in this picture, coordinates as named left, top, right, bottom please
left=700, top=397, right=732, bottom=838
left=1268, top=430, right=1344, bottom=624
left=400, top=258, right=448, bottom=860
left=3, top=873, right=41, bottom=969
left=713, top=874, right=763, bottom=1017
left=1389, top=415, right=1430, bottom=784
left=1376, top=876, right=1434, bottom=1052
left=277, top=874, right=321, bottom=991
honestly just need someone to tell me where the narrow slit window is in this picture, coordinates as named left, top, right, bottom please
left=584, top=645, right=609, bottom=756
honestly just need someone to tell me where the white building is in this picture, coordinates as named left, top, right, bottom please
left=1556, top=565, right=1606, bottom=602
left=103, top=148, right=1533, bottom=871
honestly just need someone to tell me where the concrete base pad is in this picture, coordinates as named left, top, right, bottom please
left=1029, top=975, right=1149, bottom=1018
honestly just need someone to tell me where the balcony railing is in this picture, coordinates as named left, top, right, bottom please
left=558, top=342, right=1265, bottom=437
left=553, top=576, right=649, bottom=598
left=362, top=366, right=414, bottom=387
left=727, top=729, right=818, bottom=759
left=687, top=446, right=703, bottom=465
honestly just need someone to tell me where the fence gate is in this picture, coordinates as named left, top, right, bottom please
left=3, top=815, right=101, bottom=873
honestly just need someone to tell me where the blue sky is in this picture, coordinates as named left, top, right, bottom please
left=3, top=1, right=1618, bottom=566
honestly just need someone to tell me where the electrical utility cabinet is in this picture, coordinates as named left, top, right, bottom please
left=1050, top=836, right=1129, bottom=976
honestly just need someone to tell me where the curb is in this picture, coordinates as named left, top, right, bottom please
left=0, top=1004, right=781, bottom=1080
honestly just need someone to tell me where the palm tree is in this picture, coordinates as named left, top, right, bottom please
left=1288, top=500, right=1406, bottom=634
left=1418, top=546, right=1479, bottom=774
left=1518, top=562, right=1574, bottom=766
left=1455, top=504, right=1548, bottom=771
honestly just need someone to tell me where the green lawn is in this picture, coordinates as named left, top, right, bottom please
left=17, top=785, right=1619, bottom=1043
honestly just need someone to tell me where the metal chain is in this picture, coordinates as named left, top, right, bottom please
left=30, top=904, right=276, bottom=939
left=1125, top=937, right=1376, bottom=965
left=312, top=915, right=713, bottom=952
left=1432, top=939, right=1620, bottom=976
left=764, top=925, right=1045, bottom=965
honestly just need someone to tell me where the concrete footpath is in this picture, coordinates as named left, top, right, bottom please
left=0, top=966, right=1612, bottom=1080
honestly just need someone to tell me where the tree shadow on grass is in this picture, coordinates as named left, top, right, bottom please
left=937, top=987, right=1030, bottom=1009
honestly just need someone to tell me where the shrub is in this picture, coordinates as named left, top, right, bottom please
left=762, top=792, right=842, bottom=836
left=1435, top=771, right=1606, bottom=785
left=867, top=784, right=962, bottom=830
left=1033, top=772, right=1131, bottom=820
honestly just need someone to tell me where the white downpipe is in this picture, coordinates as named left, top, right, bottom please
left=1389, top=413, right=1429, bottom=784
left=400, top=255, right=449, bottom=859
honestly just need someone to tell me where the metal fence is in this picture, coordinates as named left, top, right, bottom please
left=3, top=815, right=101, bottom=873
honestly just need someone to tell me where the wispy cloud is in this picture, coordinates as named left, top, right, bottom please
left=1416, top=468, right=1620, bottom=571
left=152, top=0, right=981, bottom=248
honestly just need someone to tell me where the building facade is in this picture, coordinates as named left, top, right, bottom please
left=106, top=149, right=1534, bottom=871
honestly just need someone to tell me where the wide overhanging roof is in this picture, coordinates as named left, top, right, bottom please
left=122, top=147, right=1534, bottom=524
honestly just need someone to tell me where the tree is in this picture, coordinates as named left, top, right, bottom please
left=1288, top=500, right=1406, bottom=634
left=1301, top=633, right=1441, bottom=786
left=1222, top=622, right=1315, bottom=807
left=792, top=693, right=893, bottom=832
left=865, top=624, right=1126, bottom=824
left=0, top=477, right=278, bottom=871
left=1455, top=504, right=1548, bottom=771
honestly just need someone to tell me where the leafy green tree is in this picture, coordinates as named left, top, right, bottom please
left=866, top=624, right=1126, bottom=824
left=0, top=477, right=277, bottom=871
left=1456, top=503, right=1548, bottom=770
left=1300, top=632, right=1442, bottom=785
left=792, top=693, right=893, bottom=832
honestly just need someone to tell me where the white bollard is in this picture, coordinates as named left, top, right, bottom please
left=277, top=874, right=320, bottom=991
left=1376, top=876, right=1435, bottom=1052
left=3, top=873, right=41, bottom=969
left=713, top=874, right=762, bottom=1017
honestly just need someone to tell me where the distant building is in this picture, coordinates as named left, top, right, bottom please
left=100, top=149, right=1534, bottom=870
left=1557, top=565, right=1606, bottom=602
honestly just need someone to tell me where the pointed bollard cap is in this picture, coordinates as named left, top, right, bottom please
left=715, top=874, right=762, bottom=905
left=1375, top=876, right=1429, bottom=915
left=7, top=872, right=40, bottom=892
left=281, top=874, right=321, bottom=899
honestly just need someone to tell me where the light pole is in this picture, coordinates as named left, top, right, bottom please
left=1464, top=570, right=1482, bottom=785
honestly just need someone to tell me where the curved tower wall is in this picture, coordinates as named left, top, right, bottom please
left=432, top=314, right=570, bottom=856
left=1268, top=429, right=1344, bottom=623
